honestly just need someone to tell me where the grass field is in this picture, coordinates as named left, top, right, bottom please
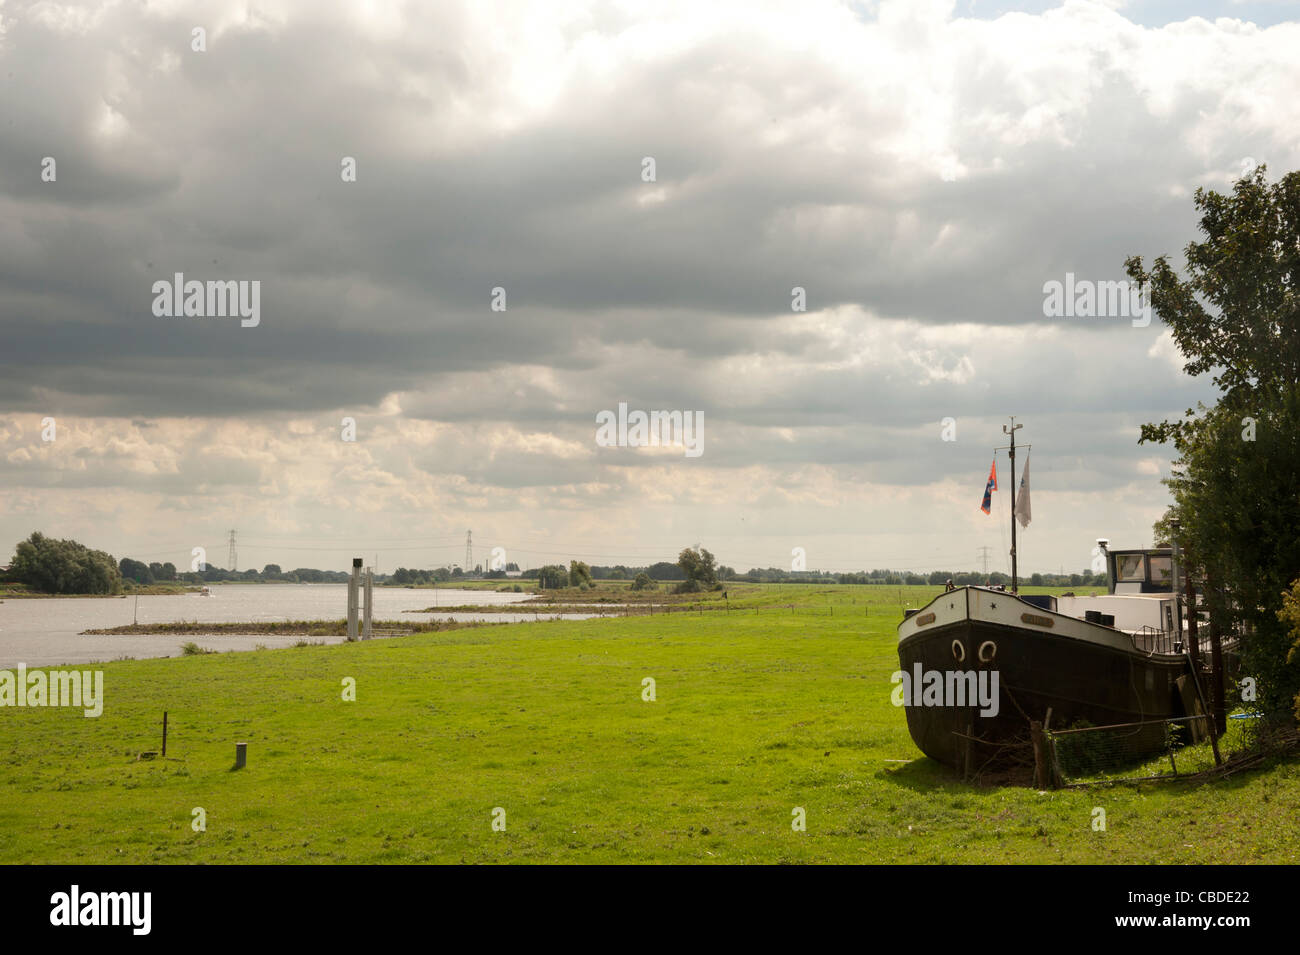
left=1, top=585, right=1296, bottom=863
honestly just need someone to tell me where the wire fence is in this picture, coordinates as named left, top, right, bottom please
left=1045, top=713, right=1256, bottom=786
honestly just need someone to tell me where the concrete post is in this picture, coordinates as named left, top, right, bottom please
left=363, top=568, right=373, bottom=640
left=347, top=558, right=361, bottom=641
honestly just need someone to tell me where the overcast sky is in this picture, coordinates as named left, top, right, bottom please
left=2, top=0, right=1297, bottom=577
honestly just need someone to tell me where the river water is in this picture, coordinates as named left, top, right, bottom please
left=0, top=584, right=590, bottom=667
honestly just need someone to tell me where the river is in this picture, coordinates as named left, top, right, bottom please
left=0, top=584, right=591, bottom=667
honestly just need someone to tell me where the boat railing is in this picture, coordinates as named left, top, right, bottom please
left=1129, top=625, right=1181, bottom=656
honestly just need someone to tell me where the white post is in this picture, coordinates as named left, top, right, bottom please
left=347, top=558, right=361, bottom=641
left=363, top=568, right=373, bottom=640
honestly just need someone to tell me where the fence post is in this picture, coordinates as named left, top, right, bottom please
left=1031, top=720, right=1058, bottom=789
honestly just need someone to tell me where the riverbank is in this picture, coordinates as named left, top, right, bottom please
left=0, top=583, right=202, bottom=598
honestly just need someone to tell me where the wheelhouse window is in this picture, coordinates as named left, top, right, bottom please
left=1116, top=554, right=1145, bottom=582
left=1148, top=555, right=1172, bottom=585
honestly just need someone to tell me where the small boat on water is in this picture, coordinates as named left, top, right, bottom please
left=896, top=420, right=1221, bottom=772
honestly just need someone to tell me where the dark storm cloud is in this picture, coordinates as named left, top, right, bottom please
left=3, top=0, right=1288, bottom=426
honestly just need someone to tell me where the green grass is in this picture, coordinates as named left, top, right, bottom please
left=0, top=585, right=1295, bottom=863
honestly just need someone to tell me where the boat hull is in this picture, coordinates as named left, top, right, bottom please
left=897, top=588, right=1188, bottom=771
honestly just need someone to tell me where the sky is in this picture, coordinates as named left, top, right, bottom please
left=2, top=0, right=1297, bottom=578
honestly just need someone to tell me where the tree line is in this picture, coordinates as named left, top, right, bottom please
left=4, top=531, right=1107, bottom=596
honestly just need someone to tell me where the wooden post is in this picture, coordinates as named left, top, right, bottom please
left=162, top=711, right=168, bottom=757
left=1041, top=708, right=1062, bottom=789
left=1031, top=720, right=1049, bottom=789
left=234, top=742, right=247, bottom=770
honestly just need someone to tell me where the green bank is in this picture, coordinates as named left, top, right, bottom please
left=1, top=586, right=1296, bottom=864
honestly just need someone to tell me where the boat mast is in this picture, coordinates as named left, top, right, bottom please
left=1002, top=417, right=1023, bottom=593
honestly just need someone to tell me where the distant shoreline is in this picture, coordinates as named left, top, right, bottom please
left=80, top=619, right=492, bottom=636
left=0, top=585, right=203, bottom=599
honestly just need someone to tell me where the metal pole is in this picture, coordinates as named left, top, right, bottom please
left=1009, top=431, right=1017, bottom=592
left=1170, top=518, right=1184, bottom=645
left=1003, top=418, right=1021, bottom=593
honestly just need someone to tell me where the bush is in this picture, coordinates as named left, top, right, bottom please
left=179, top=642, right=215, bottom=656
left=632, top=572, right=655, bottom=591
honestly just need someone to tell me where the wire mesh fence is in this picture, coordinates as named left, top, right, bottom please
left=1045, top=713, right=1257, bottom=785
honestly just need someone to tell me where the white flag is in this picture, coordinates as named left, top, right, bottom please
left=1016, top=452, right=1032, bottom=528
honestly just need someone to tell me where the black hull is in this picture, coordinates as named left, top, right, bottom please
left=898, top=615, right=1188, bottom=771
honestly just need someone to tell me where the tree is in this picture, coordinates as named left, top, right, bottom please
left=1277, top=578, right=1300, bottom=722
left=677, top=547, right=719, bottom=589
left=1128, top=165, right=1300, bottom=721
left=632, top=572, right=655, bottom=591
left=262, top=564, right=282, bottom=579
left=9, top=532, right=122, bottom=595
left=1127, top=166, right=1300, bottom=434
left=646, top=561, right=685, bottom=581
left=569, top=560, right=593, bottom=588
left=119, top=558, right=154, bottom=585
left=537, top=564, right=568, bottom=589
